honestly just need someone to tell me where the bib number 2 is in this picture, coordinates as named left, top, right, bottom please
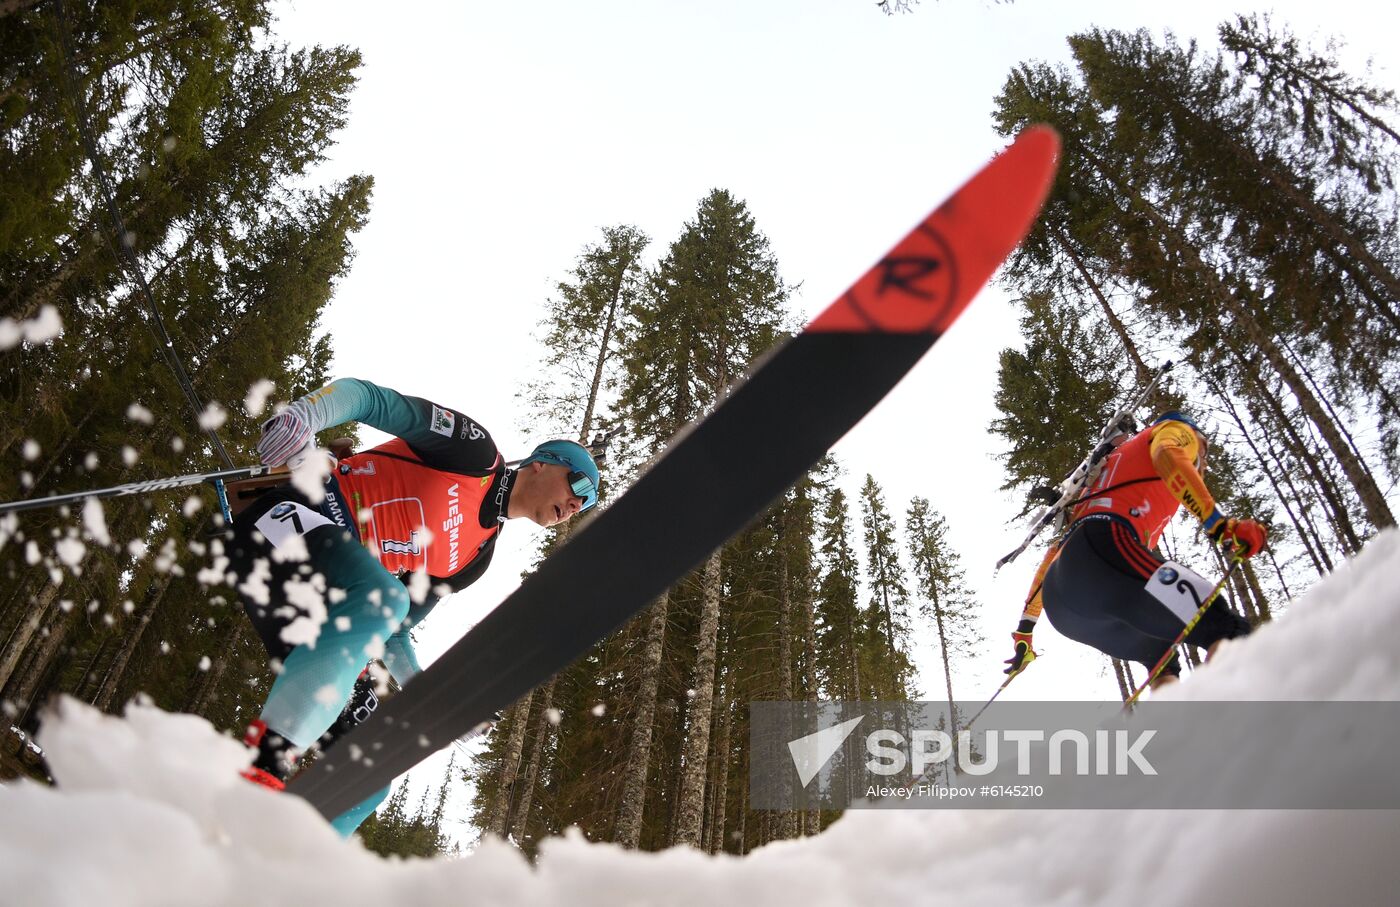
left=1144, top=560, right=1217, bottom=624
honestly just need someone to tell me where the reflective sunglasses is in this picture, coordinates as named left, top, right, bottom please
left=566, top=470, right=597, bottom=509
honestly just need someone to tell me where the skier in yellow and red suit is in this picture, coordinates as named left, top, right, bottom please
left=1003, top=412, right=1267, bottom=685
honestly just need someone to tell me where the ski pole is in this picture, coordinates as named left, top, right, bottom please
left=963, top=649, right=1038, bottom=734
left=963, top=676, right=1014, bottom=734
left=910, top=656, right=1036, bottom=788
left=1123, top=552, right=1245, bottom=709
left=0, top=464, right=279, bottom=516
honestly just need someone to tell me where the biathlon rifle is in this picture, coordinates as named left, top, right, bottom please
left=995, top=361, right=1174, bottom=571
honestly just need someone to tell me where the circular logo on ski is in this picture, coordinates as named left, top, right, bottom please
left=1158, top=567, right=1179, bottom=585
left=844, top=225, right=959, bottom=332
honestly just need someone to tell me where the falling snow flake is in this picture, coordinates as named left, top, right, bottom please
left=54, top=537, right=86, bottom=569
left=82, top=498, right=111, bottom=546
left=0, top=305, right=63, bottom=350
left=125, top=404, right=155, bottom=425
left=198, top=402, right=228, bottom=431
left=244, top=379, right=275, bottom=418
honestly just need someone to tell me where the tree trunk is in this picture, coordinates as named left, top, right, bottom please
left=92, top=569, right=174, bottom=711
left=1241, top=560, right=1272, bottom=622
left=1229, top=568, right=1258, bottom=621
left=799, top=587, right=820, bottom=836
left=1209, top=372, right=1330, bottom=577
left=848, top=608, right=862, bottom=701
left=736, top=744, right=749, bottom=855
left=0, top=571, right=44, bottom=669
left=1055, top=231, right=1151, bottom=385
left=615, top=593, right=669, bottom=848
left=709, top=690, right=732, bottom=853
left=931, top=596, right=958, bottom=729
left=1112, top=658, right=1132, bottom=702
left=183, top=622, right=246, bottom=717
left=1280, top=333, right=1383, bottom=491
left=509, top=676, right=556, bottom=845
left=1265, top=396, right=1362, bottom=555
left=1261, top=432, right=1334, bottom=573
left=487, top=693, right=533, bottom=838
left=0, top=582, right=59, bottom=692
left=673, top=550, right=722, bottom=848
left=7, top=599, right=79, bottom=716
left=702, top=683, right=721, bottom=852
left=775, top=553, right=799, bottom=840
left=1265, top=549, right=1295, bottom=601
left=578, top=259, right=629, bottom=441
left=664, top=698, right=687, bottom=845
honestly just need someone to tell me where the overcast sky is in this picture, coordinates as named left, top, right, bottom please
left=267, top=0, right=1399, bottom=839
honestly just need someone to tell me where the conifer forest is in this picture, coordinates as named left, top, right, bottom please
left=2, top=3, right=1396, bottom=858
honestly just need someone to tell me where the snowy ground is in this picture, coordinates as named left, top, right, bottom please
left=2, top=532, right=1398, bottom=907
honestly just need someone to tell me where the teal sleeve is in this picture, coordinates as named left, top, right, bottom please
left=382, top=622, right=423, bottom=685
left=295, top=378, right=499, bottom=475
left=296, top=378, right=423, bottom=438
left=380, top=589, right=446, bottom=685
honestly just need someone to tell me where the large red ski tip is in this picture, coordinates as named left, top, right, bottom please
left=807, top=125, right=1059, bottom=334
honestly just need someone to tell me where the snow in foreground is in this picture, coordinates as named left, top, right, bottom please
left=3, top=533, right=1400, bottom=906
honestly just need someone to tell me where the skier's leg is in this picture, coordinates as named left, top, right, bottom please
left=226, top=512, right=307, bottom=665
left=1042, top=522, right=1182, bottom=670
left=1042, top=590, right=1177, bottom=669
left=1079, top=518, right=1252, bottom=650
left=315, top=666, right=383, bottom=753
left=329, top=785, right=392, bottom=838
left=1183, top=599, right=1252, bottom=651
left=256, top=520, right=409, bottom=751
left=1047, top=517, right=1249, bottom=673
left=1077, top=518, right=1185, bottom=640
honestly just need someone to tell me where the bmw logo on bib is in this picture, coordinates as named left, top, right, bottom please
left=270, top=501, right=296, bottom=520
left=1157, top=566, right=1179, bottom=585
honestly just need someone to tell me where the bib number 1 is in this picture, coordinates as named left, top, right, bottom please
left=255, top=500, right=334, bottom=549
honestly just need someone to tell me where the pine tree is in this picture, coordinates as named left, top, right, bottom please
left=0, top=2, right=368, bottom=748
left=857, top=475, right=914, bottom=700
left=905, top=497, right=982, bottom=746
left=814, top=486, right=863, bottom=700
left=356, top=757, right=457, bottom=858
left=618, top=189, right=788, bottom=849
left=1220, top=14, right=1400, bottom=192
left=989, top=21, right=1399, bottom=612
left=989, top=291, right=1131, bottom=515
left=476, top=225, right=645, bottom=847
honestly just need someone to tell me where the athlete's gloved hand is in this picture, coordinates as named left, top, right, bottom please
left=329, top=437, right=357, bottom=460
left=257, top=403, right=313, bottom=466
left=1203, top=510, right=1267, bottom=558
left=1004, top=628, right=1037, bottom=676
